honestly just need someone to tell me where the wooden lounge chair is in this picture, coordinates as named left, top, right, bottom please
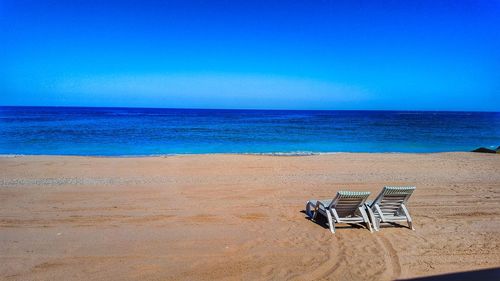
left=365, top=186, right=416, bottom=231
left=305, top=191, right=373, bottom=233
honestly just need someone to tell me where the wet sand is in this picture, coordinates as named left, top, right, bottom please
left=1, top=153, right=499, bottom=280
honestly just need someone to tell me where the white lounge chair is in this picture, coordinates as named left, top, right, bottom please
left=306, top=191, right=373, bottom=233
left=365, top=186, right=416, bottom=231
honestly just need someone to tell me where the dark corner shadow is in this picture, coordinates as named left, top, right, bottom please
left=396, top=267, right=500, bottom=281
left=299, top=210, right=364, bottom=230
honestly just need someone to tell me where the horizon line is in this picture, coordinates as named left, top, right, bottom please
left=1, top=104, right=499, bottom=113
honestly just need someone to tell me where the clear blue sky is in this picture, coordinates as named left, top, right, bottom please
left=1, top=0, right=499, bottom=111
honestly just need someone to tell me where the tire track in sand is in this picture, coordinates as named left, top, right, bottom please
left=290, top=235, right=346, bottom=281
left=373, top=234, right=402, bottom=280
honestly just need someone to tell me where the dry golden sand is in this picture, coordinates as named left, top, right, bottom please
left=0, top=153, right=499, bottom=280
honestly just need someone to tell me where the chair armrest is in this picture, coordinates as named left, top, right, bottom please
left=331, top=208, right=340, bottom=222
left=374, top=204, right=387, bottom=222
left=316, top=201, right=327, bottom=209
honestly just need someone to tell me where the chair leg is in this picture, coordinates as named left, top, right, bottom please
left=365, top=204, right=379, bottom=231
left=312, top=205, right=319, bottom=221
left=401, top=204, right=415, bottom=230
left=305, top=201, right=314, bottom=219
left=326, top=210, right=335, bottom=234
left=374, top=204, right=386, bottom=230
left=359, top=207, right=373, bottom=233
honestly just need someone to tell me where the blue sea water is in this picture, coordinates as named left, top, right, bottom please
left=0, top=106, right=499, bottom=156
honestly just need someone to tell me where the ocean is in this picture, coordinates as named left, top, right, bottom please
left=1, top=106, right=499, bottom=156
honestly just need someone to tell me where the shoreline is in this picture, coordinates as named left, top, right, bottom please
left=0, top=151, right=488, bottom=158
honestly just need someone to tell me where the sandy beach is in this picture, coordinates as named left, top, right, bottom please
left=0, top=152, right=499, bottom=280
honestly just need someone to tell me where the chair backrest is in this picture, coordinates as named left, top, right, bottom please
left=329, top=191, right=371, bottom=217
left=371, top=186, right=415, bottom=216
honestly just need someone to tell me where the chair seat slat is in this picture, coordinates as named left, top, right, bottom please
left=367, top=186, right=416, bottom=231
left=306, top=190, right=373, bottom=233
